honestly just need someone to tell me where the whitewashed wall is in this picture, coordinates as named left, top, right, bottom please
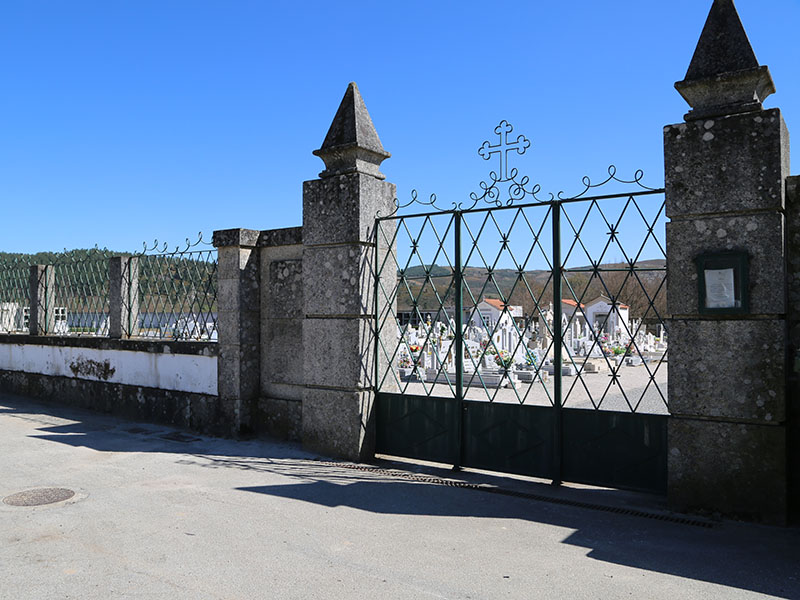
left=0, top=343, right=217, bottom=395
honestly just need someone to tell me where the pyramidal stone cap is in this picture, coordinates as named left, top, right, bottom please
left=675, top=0, right=775, bottom=121
left=313, top=82, right=391, bottom=180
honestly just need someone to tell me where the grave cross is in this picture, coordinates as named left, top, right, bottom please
left=478, top=120, right=530, bottom=180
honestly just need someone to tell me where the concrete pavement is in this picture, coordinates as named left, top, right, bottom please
left=1, top=392, right=798, bottom=599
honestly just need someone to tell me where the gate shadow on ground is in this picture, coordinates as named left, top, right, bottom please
left=3, top=394, right=799, bottom=599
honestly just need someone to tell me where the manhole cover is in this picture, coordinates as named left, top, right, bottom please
left=3, top=488, right=75, bottom=507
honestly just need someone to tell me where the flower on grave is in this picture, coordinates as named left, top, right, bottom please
left=398, top=354, right=413, bottom=368
left=480, top=340, right=498, bottom=355
left=494, top=351, right=513, bottom=369
left=525, top=350, right=538, bottom=367
left=612, top=346, right=626, bottom=355
left=408, top=345, right=421, bottom=354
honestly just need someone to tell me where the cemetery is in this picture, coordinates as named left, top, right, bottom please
left=0, top=0, right=796, bottom=525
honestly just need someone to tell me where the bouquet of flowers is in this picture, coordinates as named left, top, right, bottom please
left=494, top=350, right=513, bottom=369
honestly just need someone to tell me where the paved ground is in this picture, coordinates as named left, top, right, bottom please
left=1, top=393, right=798, bottom=599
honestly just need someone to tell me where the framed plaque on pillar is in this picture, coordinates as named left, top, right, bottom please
left=694, top=250, right=750, bottom=315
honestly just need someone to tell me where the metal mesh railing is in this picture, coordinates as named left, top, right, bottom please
left=137, top=243, right=218, bottom=341
left=0, top=260, right=31, bottom=333
left=52, top=249, right=112, bottom=335
left=0, top=235, right=218, bottom=341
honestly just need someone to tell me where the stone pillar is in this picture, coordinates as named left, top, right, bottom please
left=665, top=0, right=790, bottom=523
left=28, top=265, right=54, bottom=336
left=108, top=256, right=139, bottom=338
left=212, top=228, right=261, bottom=436
left=786, top=176, right=800, bottom=522
left=302, top=82, right=396, bottom=460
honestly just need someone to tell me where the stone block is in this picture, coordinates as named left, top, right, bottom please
left=216, top=246, right=258, bottom=281
left=668, top=417, right=786, bottom=524
left=302, top=388, right=374, bottom=460
left=664, top=108, right=789, bottom=217
left=216, top=343, right=242, bottom=399
left=666, top=212, right=785, bottom=316
left=266, top=260, right=304, bottom=319
left=253, top=396, right=302, bottom=441
left=212, top=228, right=260, bottom=248
left=302, top=317, right=373, bottom=389
left=263, top=318, right=304, bottom=386
left=303, top=173, right=396, bottom=246
left=215, top=310, right=239, bottom=346
left=668, top=319, right=785, bottom=422
left=303, top=245, right=373, bottom=316
left=258, top=227, right=303, bottom=247
left=261, top=381, right=304, bottom=402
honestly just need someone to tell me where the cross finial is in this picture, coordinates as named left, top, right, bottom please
left=478, top=120, right=530, bottom=180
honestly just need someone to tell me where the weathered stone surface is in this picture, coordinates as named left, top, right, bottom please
left=675, top=67, right=775, bottom=121
left=212, top=228, right=260, bottom=248
left=216, top=242, right=261, bottom=434
left=784, top=176, right=800, bottom=522
left=303, top=174, right=396, bottom=246
left=668, top=417, right=786, bottom=524
left=257, top=226, right=302, bottom=248
left=266, top=260, right=303, bottom=319
left=216, top=246, right=259, bottom=283
left=684, top=0, right=758, bottom=82
left=303, top=245, right=372, bottom=316
left=264, top=319, right=304, bottom=386
left=785, top=176, right=800, bottom=322
left=666, top=212, right=785, bottom=316
left=302, top=388, right=374, bottom=460
left=261, top=381, right=304, bottom=402
left=668, top=319, right=785, bottom=423
left=253, top=396, right=302, bottom=441
left=312, top=82, right=390, bottom=180
left=0, top=369, right=225, bottom=436
left=0, top=333, right=217, bottom=356
left=664, top=109, right=788, bottom=217
left=674, top=0, right=774, bottom=120
left=302, top=318, right=373, bottom=389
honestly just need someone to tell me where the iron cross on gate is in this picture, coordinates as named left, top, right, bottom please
left=478, top=120, right=530, bottom=181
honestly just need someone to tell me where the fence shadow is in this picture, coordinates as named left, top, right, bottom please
left=3, top=392, right=798, bottom=599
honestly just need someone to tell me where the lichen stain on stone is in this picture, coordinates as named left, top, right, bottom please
left=69, top=357, right=116, bottom=380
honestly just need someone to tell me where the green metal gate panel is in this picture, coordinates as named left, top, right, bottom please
left=462, top=401, right=555, bottom=479
left=375, top=393, right=459, bottom=465
left=562, top=409, right=668, bottom=494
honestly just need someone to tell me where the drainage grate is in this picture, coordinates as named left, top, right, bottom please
left=3, top=488, right=75, bottom=507
left=313, top=461, right=716, bottom=529
left=159, top=431, right=201, bottom=443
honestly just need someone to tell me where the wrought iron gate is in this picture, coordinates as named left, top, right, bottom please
left=374, top=122, right=669, bottom=494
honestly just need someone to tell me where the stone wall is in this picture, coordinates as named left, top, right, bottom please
left=257, top=227, right=304, bottom=441
left=0, top=335, right=222, bottom=434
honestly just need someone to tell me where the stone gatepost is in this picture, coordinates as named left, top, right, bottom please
left=665, top=0, right=791, bottom=523
left=213, top=228, right=261, bottom=435
left=301, top=82, right=396, bottom=460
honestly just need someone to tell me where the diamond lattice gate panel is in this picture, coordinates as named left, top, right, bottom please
left=375, top=122, right=669, bottom=494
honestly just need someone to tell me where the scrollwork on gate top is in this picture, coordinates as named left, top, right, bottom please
left=381, top=120, right=661, bottom=217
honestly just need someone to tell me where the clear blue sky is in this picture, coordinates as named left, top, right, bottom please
left=1, top=0, right=798, bottom=254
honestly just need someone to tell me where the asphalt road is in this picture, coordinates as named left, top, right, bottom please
left=1, top=393, right=797, bottom=599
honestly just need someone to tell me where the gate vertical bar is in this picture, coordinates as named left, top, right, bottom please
left=374, top=219, right=381, bottom=404
left=551, top=202, right=563, bottom=485
left=454, top=210, right=465, bottom=469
